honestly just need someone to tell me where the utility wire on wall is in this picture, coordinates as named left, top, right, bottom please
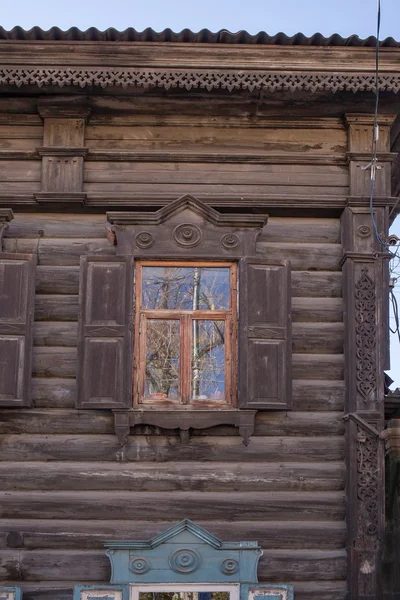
left=368, top=0, right=400, bottom=342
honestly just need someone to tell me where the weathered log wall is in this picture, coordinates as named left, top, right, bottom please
left=0, top=107, right=346, bottom=599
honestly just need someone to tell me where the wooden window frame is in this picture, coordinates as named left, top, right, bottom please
left=134, top=259, right=237, bottom=409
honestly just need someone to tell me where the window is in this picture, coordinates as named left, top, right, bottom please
left=134, top=261, right=237, bottom=408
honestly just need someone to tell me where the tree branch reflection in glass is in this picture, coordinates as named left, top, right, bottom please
left=144, top=319, right=180, bottom=399
left=142, top=267, right=230, bottom=310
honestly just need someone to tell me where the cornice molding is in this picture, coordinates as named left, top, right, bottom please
left=1, top=68, right=400, bottom=93
left=0, top=193, right=398, bottom=212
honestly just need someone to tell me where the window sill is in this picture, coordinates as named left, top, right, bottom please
left=112, top=409, right=256, bottom=446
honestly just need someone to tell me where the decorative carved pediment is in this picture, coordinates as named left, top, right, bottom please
left=107, top=194, right=267, bottom=258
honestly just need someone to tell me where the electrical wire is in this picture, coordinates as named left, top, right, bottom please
left=390, top=289, right=400, bottom=343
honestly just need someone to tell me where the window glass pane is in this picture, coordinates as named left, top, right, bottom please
left=139, top=593, right=229, bottom=600
left=191, top=320, right=225, bottom=400
left=144, top=319, right=180, bottom=399
left=142, top=266, right=230, bottom=310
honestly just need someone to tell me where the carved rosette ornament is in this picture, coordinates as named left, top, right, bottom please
left=168, top=548, right=201, bottom=573
left=221, top=233, right=239, bottom=249
left=355, top=269, right=376, bottom=400
left=173, top=223, right=202, bottom=248
left=220, top=558, right=239, bottom=575
left=135, top=232, right=154, bottom=249
left=129, top=557, right=151, bottom=574
left=356, top=426, right=380, bottom=544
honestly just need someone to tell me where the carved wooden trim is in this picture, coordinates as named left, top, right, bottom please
left=345, top=413, right=385, bottom=598
left=107, top=195, right=268, bottom=229
left=112, top=409, right=256, bottom=447
left=86, top=150, right=348, bottom=165
left=0, top=193, right=399, bottom=213
left=34, top=192, right=87, bottom=204
left=37, top=146, right=88, bottom=157
left=1, top=68, right=400, bottom=93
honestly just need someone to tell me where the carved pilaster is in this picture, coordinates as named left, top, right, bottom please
left=345, top=414, right=385, bottom=600
left=35, top=97, right=91, bottom=204
left=342, top=112, right=396, bottom=599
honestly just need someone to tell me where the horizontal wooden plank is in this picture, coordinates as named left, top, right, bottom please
left=33, top=295, right=343, bottom=325
left=3, top=238, right=114, bottom=265
left=292, top=354, right=344, bottom=380
left=83, top=183, right=347, bottom=197
left=0, top=181, right=40, bottom=192
left=7, top=214, right=107, bottom=239
left=83, top=162, right=349, bottom=187
left=31, top=378, right=345, bottom=411
left=0, top=409, right=345, bottom=437
left=36, top=267, right=80, bottom=295
left=31, top=347, right=343, bottom=379
left=0, top=460, right=344, bottom=492
left=32, top=378, right=77, bottom=409
left=32, top=348, right=76, bottom=378
left=292, top=380, right=345, bottom=411
left=34, top=267, right=342, bottom=298
left=0, top=519, right=346, bottom=551
left=292, top=298, right=343, bottom=323
left=291, top=272, right=342, bottom=298
left=34, top=298, right=78, bottom=322
left=293, top=323, right=343, bottom=353
left=0, top=490, right=345, bottom=521
left=0, top=548, right=346, bottom=582
left=85, top=124, right=346, bottom=152
left=0, top=581, right=348, bottom=600
left=260, top=218, right=341, bottom=244
left=32, top=321, right=343, bottom=353
left=257, top=243, right=342, bottom=270
left=8, top=215, right=340, bottom=242
left=0, top=160, right=40, bottom=181
left=290, top=581, right=347, bottom=600
left=0, top=125, right=43, bottom=139
left=0, top=435, right=344, bottom=462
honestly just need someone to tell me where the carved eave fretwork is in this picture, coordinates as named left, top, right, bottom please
left=1, top=67, right=400, bottom=94
left=107, top=194, right=268, bottom=257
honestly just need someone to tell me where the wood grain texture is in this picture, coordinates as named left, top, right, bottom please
left=0, top=490, right=345, bottom=521
left=33, top=294, right=343, bottom=323
left=0, top=410, right=345, bottom=437
left=2, top=239, right=115, bottom=266
left=0, top=548, right=346, bottom=582
left=0, top=519, right=346, bottom=550
left=32, top=321, right=343, bottom=353
left=31, top=346, right=343, bottom=380
left=0, top=435, right=345, bottom=462
left=0, top=461, right=345, bottom=492
left=34, top=267, right=342, bottom=297
left=257, top=243, right=342, bottom=270
left=31, top=378, right=345, bottom=410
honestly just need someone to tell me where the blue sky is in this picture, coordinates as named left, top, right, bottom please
left=0, top=0, right=399, bottom=38
left=2, top=0, right=399, bottom=386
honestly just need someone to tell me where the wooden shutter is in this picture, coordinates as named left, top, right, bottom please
left=0, top=253, right=36, bottom=407
left=77, top=256, right=133, bottom=409
left=239, top=258, right=292, bottom=410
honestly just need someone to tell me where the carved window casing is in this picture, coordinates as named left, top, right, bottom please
left=77, top=195, right=292, bottom=445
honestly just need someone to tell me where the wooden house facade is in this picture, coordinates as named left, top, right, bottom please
left=0, top=27, right=399, bottom=600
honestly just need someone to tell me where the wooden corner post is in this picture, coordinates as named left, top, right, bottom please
left=342, top=114, right=396, bottom=599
